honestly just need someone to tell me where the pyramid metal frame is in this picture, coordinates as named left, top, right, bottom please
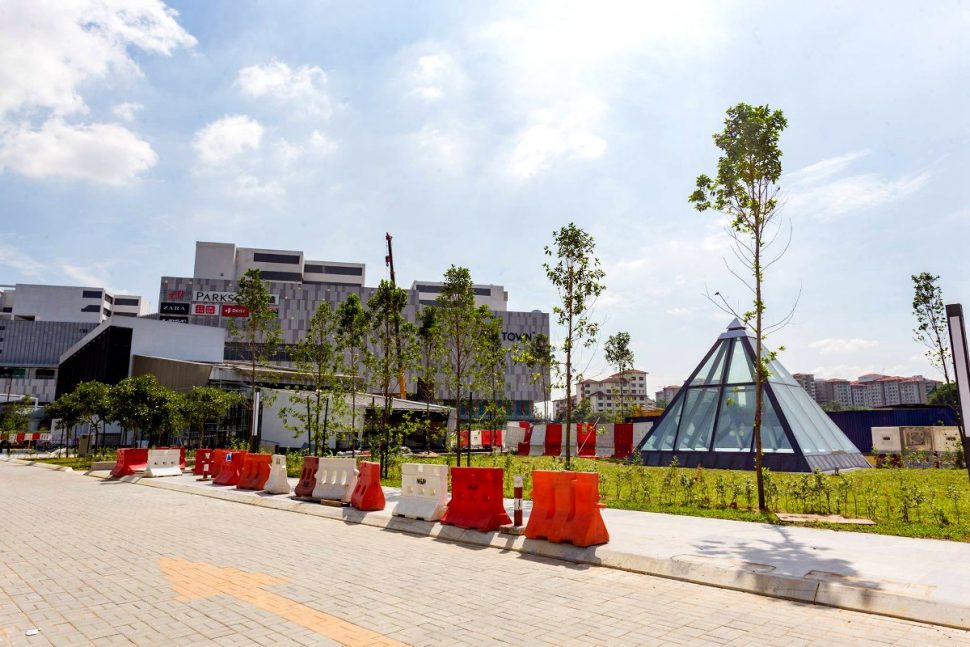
left=636, top=320, right=869, bottom=472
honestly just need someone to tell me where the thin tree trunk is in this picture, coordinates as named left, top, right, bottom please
left=754, top=231, right=766, bottom=512
left=565, top=267, right=574, bottom=470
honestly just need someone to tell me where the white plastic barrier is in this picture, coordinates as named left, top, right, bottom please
left=470, top=429, right=483, bottom=450
left=263, top=454, right=291, bottom=495
left=393, top=463, right=449, bottom=521
left=633, top=422, right=653, bottom=449
left=561, top=424, right=580, bottom=456
left=504, top=422, right=526, bottom=450
left=144, top=449, right=182, bottom=477
left=311, top=457, right=358, bottom=502
left=529, top=424, right=546, bottom=456
left=596, top=424, right=615, bottom=457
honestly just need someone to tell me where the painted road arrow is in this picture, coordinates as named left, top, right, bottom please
left=159, top=557, right=408, bottom=646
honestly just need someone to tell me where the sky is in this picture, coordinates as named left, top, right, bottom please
left=1, top=1, right=968, bottom=395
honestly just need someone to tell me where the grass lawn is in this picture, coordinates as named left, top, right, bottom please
left=369, top=453, right=970, bottom=542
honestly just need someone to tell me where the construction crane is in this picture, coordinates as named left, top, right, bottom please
left=385, top=233, right=407, bottom=399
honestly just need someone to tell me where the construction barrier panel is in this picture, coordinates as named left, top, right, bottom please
left=311, top=457, right=358, bottom=502
left=544, top=424, right=562, bottom=456
left=210, top=449, right=233, bottom=479
left=110, top=448, right=149, bottom=478
left=294, top=456, right=319, bottom=498
left=613, top=424, right=634, bottom=459
left=350, top=461, right=385, bottom=511
left=263, top=455, right=291, bottom=495
left=515, top=423, right=533, bottom=456
left=236, top=454, right=272, bottom=490
left=157, top=446, right=187, bottom=470
left=633, top=422, right=653, bottom=450
left=393, top=463, right=449, bottom=521
left=596, top=424, right=615, bottom=457
left=441, top=467, right=511, bottom=532
left=525, top=470, right=609, bottom=547
left=144, top=448, right=182, bottom=477
left=458, top=430, right=469, bottom=452
left=577, top=423, right=597, bottom=457
left=506, top=421, right=528, bottom=451
left=470, top=429, right=482, bottom=450
left=528, top=424, right=546, bottom=456
left=213, top=451, right=248, bottom=486
left=193, top=449, right=214, bottom=476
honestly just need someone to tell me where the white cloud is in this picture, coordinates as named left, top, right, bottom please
left=192, top=115, right=263, bottom=165
left=402, top=47, right=468, bottom=103
left=411, top=125, right=467, bottom=172
left=785, top=150, right=871, bottom=186
left=808, top=338, right=880, bottom=355
left=507, top=96, right=608, bottom=179
left=0, top=118, right=157, bottom=184
left=61, top=262, right=117, bottom=291
left=112, top=102, right=143, bottom=122
left=665, top=307, right=692, bottom=317
left=233, top=175, right=285, bottom=199
left=0, top=240, right=45, bottom=276
left=236, top=60, right=330, bottom=116
left=788, top=171, right=930, bottom=221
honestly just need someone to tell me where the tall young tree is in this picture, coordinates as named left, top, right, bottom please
left=690, top=102, right=789, bottom=512
left=912, top=272, right=951, bottom=384
left=228, top=269, right=282, bottom=452
left=109, top=374, right=182, bottom=446
left=45, top=392, right=82, bottom=457
left=437, top=266, right=479, bottom=467
left=366, top=280, right=416, bottom=477
left=416, top=306, right=443, bottom=451
left=512, top=333, right=555, bottom=421
left=604, top=332, right=635, bottom=421
left=474, top=310, right=509, bottom=435
left=1, top=395, right=33, bottom=433
left=280, top=301, right=347, bottom=454
left=336, top=293, right=369, bottom=454
left=544, top=223, right=606, bottom=470
left=72, top=381, right=112, bottom=456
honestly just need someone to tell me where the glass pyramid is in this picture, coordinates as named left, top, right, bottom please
left=637, top=319, right=869, bottom=472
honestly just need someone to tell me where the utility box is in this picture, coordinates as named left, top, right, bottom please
left=871, top=427, right=902, bottom=454
left=900, top=426, right=934, bottom=452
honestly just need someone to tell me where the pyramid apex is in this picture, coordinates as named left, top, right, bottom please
left=719, top=318, right=751, bottom=339
left=727, top=318, right=744, bottom=331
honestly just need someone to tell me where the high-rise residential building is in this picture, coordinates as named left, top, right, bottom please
left=795, top=371, right=939, bottom=407
left=655, top=385, right=681, bottom=406
left=793, top=373, right=816, bottom=400
left=576, top=370, right=652, bottom=414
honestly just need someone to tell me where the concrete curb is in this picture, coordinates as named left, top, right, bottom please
left=8, top=458, right=969, bottom=631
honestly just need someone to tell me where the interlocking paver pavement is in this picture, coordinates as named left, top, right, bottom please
left=1, top=460, right=969, bottom=646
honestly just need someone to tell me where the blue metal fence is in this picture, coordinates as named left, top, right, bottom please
left=826, top=407, right=958, bottom=453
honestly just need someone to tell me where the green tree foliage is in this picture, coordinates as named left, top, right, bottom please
left=279, top=301, right=347, bottom=455
left=416, top=306, right=443, bottom=451
left=436, top=266, right=480, bottom=466
left=690, top=102, right=789, bottom=512
left=45, top=392, right=83, bottom=457
left=109, top=374, right=183, bottom=447
left=473, top=309, right=509, bottom=434
left=1, top=395, right=33, bottom=432
left=366, top=280, right=417, bottom=477
left=181, top=386, right=244, bottom=449
left=336, top=293, right=369, bottom=454
left=929, top=383, right=959, bottom=409
left=544, top=223, right=606, bottom=469
left=604, top=331, right=636, bottom=422
left=71, top=381, right=112, bottom=455
left=228, top=268, right=283, bottom=452
left=912, top=272, right=952, bottom=384
left=512, top=332, right=554, bottom=421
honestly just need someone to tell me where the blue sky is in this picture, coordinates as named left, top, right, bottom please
left=1, top=1, right=968, bottom=392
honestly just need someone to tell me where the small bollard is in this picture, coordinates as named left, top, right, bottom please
left=202, top=461, right=209, bottom=481
left=513, top=475, right=523, bottom=527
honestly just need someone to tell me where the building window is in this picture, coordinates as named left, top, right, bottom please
left=304, top=264, right=325, bottom=274
left=115, top=297, right=139, bottom=306
left=253, top=252, right=300, bottom=264
left=81, top=305, right=100, bottom=312
left=35, top=369, right=55, bottom=380
left=258, top=271, right=303, bottom=282
left=415, top=284, right=443, bottom=293
left=82, top=290, right=102, bottom=299
left=103, top=294, right=114, bottom=305
left=473, top=287, right=492, bottom=296
left=322, top=265, right=364, bottom=276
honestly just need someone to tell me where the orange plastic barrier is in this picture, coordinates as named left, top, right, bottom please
left=577, top=423, right=597, bottom=457
left=213, top=451, right=248, bottom=486
left=110, top=448, right=149, bottom=477
left=294, top=456, right=319, bottom=498
left=458, top=430, right=469, bottom=452
left=350, top=461, right=385, bottom=511
left=525, top=470, right=609, bottom=547
left=193, top=449, right=214, bottom=476
left=613, top=423, right=633, bottom=459
left=516, top=422, right=532, bottom=456
left=210, top=449, right=232, bottom=479
left=441, top=467, right=511, bottom=532
left=236, top=454, right=272, bottom=490
left=544, top=424, right=562, bottom=456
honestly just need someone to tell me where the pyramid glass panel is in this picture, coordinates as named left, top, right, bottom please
left=674, top=387, right=719, bottom=450
left=725, top=339, right=756, bottom=384
left=642, top=393, right=682, bottom=450
left=636, top=320, right=869, bottom=472
left=690, top=343, right=728, bottom=386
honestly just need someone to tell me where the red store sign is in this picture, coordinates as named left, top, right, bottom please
left=221, top=304, right=250, bottom=317
left=192, top=304, right=217, bottom=316
left=167, top=290, right=185, bottom=299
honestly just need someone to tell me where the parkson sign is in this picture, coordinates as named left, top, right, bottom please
left=192, top=290, right=279, bottom=305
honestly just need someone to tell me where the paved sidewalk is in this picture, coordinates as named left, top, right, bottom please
left=6, top=456, right=970, bottom=630
left=2, top=459, right=969, bottom=647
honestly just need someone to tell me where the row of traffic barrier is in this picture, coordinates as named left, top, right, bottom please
left=509, top=422, right=651, bottom=459
left=111, top=447, right=185, bottom=478
left=456, top=429, right=505, bottom=450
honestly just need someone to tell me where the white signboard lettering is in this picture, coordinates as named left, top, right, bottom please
left=193, top=290, right=278, bottom=305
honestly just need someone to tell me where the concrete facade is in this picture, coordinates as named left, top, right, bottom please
left=0, top=320, right=98, bottom=402
left=193, top=241, right=366, bottom=286
left=411, top=280, right=508, bottom=312
left=0, top=283, right=146, bottom=323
